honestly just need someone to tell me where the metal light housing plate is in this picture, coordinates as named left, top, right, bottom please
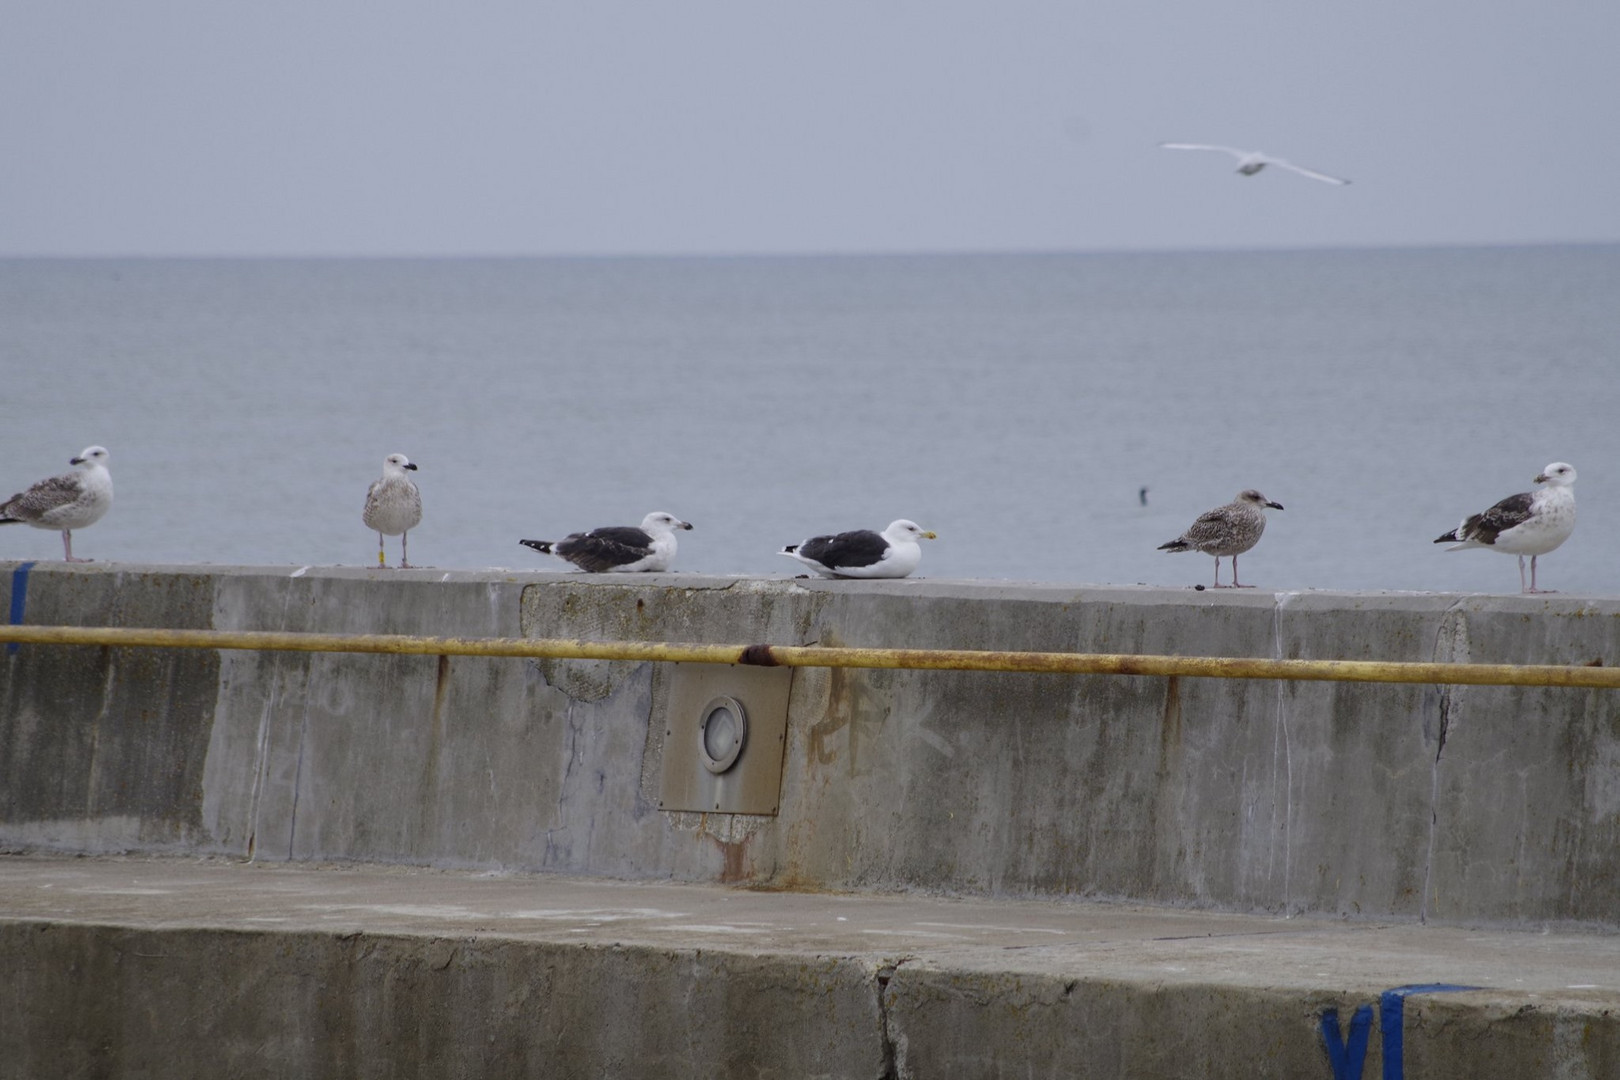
left=658, top=662, right=792, bottom=815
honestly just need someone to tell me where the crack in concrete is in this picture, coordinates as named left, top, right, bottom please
left=1272, top=592, right=1299, bottom=914
left=246, top=577, right=302, bottom=862
left=1422, top=600, right=1471, bottom=924
left=874, top=957, right=908, bottom=1080
left=286, top=689, right=312, bottom=862
left=544, top=699, right=590, bottom=868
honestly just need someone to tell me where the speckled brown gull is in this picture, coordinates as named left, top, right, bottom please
left=363, top=453, right=423, bottom=568
left=1, top=446, right=114, bottom=562
left=1158, top=489, right=1284, bottom=588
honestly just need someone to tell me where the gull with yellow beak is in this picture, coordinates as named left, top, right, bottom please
left=780, top=519, right=937, bottom=579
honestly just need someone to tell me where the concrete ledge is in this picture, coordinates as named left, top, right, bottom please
left=4, top=564, right=1620, bottom=927
left=2, top=856, right=1616, bottom=1079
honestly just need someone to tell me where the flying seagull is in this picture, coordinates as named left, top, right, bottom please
left=363, top=453, right=423, bottom=568
left=521, top=512, right=693, bottom=572
left=1, top=446, right=114, bottom=562
left=780, top=519, right=937, bottom=579
left=1159, top=143, right=1351, bottom=185
left=1159, top=489, right=1284, bottom=588
left=1434, top=462, right=1576, bottom=594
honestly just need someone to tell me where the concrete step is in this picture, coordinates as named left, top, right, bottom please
left=2, top=855, right=1614, bottom=1079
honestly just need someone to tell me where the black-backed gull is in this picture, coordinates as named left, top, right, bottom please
left=363, top=453, right=423, bottom=569
left=1158, top=143, right=1351, bottom=185
left=1159, top=489, right=1284, bottom=588
left=780, top=519, right=937, bottom=579
left=1, top=446, right=114, bottom=563
left=1434, top=462, right=1576, bottom=594
left=520, top=512, right=692, bottom=573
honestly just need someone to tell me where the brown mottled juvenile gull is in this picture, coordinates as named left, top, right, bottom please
left=520, top=512, right=693, bottom=573
left=363, top=453, right=423, bottom=568
left=1, top=446, right=114, bottom=562
left=779, top=519, right=937, bottom=579
left=1159, top=489, right=1284, bottom=588
left=1434, top=462, right=1576, bottom=594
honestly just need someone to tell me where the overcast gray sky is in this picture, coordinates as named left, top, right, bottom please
left=4, top=2, right=1617, bottom=257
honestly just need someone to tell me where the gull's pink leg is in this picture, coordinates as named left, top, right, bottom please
left=1230, top=553, right=1255, bottom=588
left=1525, top=555, right=1557, bottom=594
left=62, top=529, right=92, bottom=563
left=399, top=532, right=413, bottom=570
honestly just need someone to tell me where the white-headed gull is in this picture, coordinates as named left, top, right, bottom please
left=363, top=453, right=423, bottom=568
left=1159, top=143, right=1351, bottom=185
left=1434, top=463, right=1576, bottom=594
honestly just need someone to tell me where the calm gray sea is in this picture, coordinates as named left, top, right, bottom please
left=2, top=248, right=1616, bottom=594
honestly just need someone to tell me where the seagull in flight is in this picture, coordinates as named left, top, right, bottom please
left=1159, top=143, right=1351, bottom=186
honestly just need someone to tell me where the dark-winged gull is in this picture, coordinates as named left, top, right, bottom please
left=1159, top=489, right=1284, bottom=588
left=520, top=512, right=692, bottom=572
left=362, top=453, right=422, bottom=569
left=1158, top=143, right=1351, bottom=185
left=1434, top=462, right=1576, bottom=594
left=779, top=519, right=937, bottom=579
left=1, top=446, right=114, bottom=562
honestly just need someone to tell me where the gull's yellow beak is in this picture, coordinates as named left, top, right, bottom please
left=922, top=531, right=938, bottom=540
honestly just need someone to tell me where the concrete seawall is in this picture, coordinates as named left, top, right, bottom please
left=6, top=562, right=1620, bottom=1077
left=3, top=562, right=1617, bottom=928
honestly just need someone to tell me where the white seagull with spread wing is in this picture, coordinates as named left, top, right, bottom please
left=1159, top=143, right=1351, bottom=186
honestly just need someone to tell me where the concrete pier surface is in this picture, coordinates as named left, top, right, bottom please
left=4, top=563, right=1620, bottom=1076
left=2, top=854, right=1617, bottom=1079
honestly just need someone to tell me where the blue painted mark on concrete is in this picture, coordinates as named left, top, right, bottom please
left=7, top=561, right=36, bottom=655
left=1321, top=983, right=1482, bottom=1079
left=1380, top=985, right=1481, bottom=1080
left=1320, top=1004, right=1374, bottom=1080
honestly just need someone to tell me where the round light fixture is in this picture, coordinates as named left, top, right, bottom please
left=699, top=695, right=748, bottom=774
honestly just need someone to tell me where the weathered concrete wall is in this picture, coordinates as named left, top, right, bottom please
left=0, top=921, right=887, bottom=1080
left=3, top=563, right=1618, bottom=928
left=9, top=920, right=1605, bottom=1080
left=5, top=857, right=1616, bottom=1080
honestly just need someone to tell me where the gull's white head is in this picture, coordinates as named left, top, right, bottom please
left=1537, top=462, right=1576, bottom=487
left=383, top=453, right=418, bottom=474
left=642, top=511, right=693, bottom=533
left=884, top=519, right=938, bottom=542
left=70, top=446, right=110, bottom=469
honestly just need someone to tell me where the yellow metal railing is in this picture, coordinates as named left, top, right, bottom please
left=0, top=624, right=1615, bottom=688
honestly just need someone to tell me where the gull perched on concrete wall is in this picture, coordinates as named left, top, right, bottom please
left=520, top=512, right=693, bottom=572
left=363, top=453, right=423, bottom=569
left=1, top=446, right=114, bottom=562
left=1434, top=462, right=1576, bottom=594
left=780, top=519, right=937, bottom=579
left=1159, top=143, right=1351, bottom=185
left=1159, top=490, right=1284, bottom=588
